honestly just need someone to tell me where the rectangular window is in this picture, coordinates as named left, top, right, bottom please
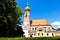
left=48, top=27, right=50, bottom=31
left=43, top=27, right=46, bottom=31
left=35, top=27, right=36, bottom=31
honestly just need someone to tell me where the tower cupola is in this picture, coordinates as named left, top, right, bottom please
left=25, top=3, right=30, bottom=11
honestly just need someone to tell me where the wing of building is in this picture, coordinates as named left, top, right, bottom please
left=56, top=28, right=60, bottom=36
left=23, top=3, right=56, bottom=37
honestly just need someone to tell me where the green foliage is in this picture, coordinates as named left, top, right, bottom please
left=0, top=0, right=24, bottom=37
left=0, top=37, right=60, bottom=40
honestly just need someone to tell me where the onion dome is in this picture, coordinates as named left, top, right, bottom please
left=25, top=3, right=30, bottom=11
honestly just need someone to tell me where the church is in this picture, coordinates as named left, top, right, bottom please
left=22, top=3, right=56, bottom=37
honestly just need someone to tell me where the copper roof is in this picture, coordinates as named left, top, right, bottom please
left=30, top=19, right=51, bottom=26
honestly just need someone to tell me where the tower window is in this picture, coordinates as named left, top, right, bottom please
left=26, top=14, right=27, bottom=17
left=24, top=13, right=27, bottom=17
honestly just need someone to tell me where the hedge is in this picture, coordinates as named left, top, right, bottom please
left=0, top=36, right=60, bottom=40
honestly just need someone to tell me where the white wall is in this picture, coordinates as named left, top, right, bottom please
left=31, top=26, right=37, bottom=31
left=32, top=33, right=36, bottom=37
left=42, top=33, right=47, bottom=37
left=23, top=30, right=28, bottom=37
left=48, top=33, right=52, bottom=36
left=53, top=33, right=56, bottom=36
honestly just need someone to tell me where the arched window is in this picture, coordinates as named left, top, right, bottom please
left=38, top=33, right=39, bottom=36
left=42, top=33, right=43, bottom=36
left=52, top=33, right=54, bottom=36
left=30, top=35, right=32, bottom=37
left=47, top=33, right=48, bottom=36
left=39, top=30, right=42, bottom=31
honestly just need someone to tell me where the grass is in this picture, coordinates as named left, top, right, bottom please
left=0, top=36, right=60, bottom=40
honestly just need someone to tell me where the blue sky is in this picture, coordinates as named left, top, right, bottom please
left=16, top=0, right=60, bottom=29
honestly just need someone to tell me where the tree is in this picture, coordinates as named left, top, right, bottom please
left=0, top=0, right=24, bottom=37
left=17, top=26, right=24, bottom=37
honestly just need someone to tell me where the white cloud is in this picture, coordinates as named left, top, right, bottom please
left=51, top=21, right=60, bottom=29
left=51, top=21, right=60, bottom=25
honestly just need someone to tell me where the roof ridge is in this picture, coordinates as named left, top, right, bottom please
left=32, top=19, right=47, bottom=21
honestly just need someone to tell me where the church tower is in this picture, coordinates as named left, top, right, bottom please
left=23, top=3, right=30, bottom=37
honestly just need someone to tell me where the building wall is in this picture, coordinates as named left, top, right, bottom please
left=23, top=25, right=56, bottom=37
left=56, top=31, right=60, bottom=36
left=29, top=26, right=56, bottom=37
left=23, top=4, right=57, bottom=37
left=23, top=30, right=28, bottom=37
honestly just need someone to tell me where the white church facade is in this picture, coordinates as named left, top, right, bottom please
left=22, top=3, right=56, bottom=37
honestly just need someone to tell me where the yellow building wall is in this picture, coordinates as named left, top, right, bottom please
left=39, top=31, right=42, bottom=37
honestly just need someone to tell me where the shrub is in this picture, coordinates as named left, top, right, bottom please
left=0, top=36, right=60, bottom=40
